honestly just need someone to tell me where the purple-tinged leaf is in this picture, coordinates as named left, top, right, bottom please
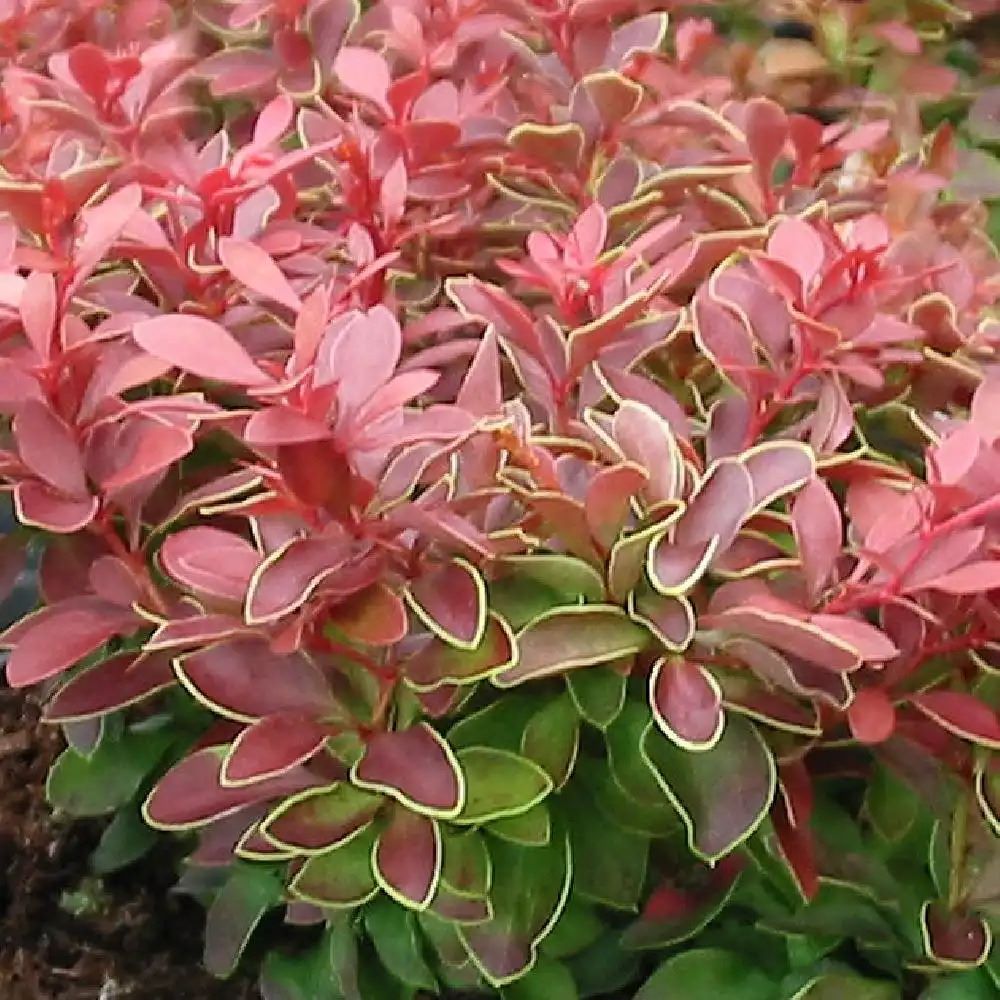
left=221, top=711, right=329, bottom=786
left=584, top=462, right=648, bottom=550
left=176, top=638, right=333, bottom=721
left=650, top=658, right=725, bottom=751
left=493, top=606, right=647, bottom=687
left=704, top=605, right=860, bottom=672
left=402, top=613, right=516, bottom=692
left=261, top=783, right=381, bottom=854
left=741, top=442, right=815, bottom=513
left=629, top=590, right=696, bottom=651
left=374, top=806, right=442, bottom=910
left=406, top=558, right=487, bottom=650
left=924, top=561, right=1000, bottom=595
left=352, top=723, right=464, bottom=819
left=143, top=749, right=321, bottom=830
left=245, top=537, right=354, bottom=624
left=204, top=867, right=282, bottom=978
left=792, top=477, right=841, bottom=600
left=641, top=713, right=776, bottom=862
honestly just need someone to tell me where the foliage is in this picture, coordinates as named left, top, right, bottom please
left=1, top=0, right=1000, bottom=997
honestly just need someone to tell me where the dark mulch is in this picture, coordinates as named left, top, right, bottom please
left=0, top=688, right=258, bottom=1000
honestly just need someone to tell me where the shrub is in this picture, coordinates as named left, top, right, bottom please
left=2, top=0, right=1000, bottom=997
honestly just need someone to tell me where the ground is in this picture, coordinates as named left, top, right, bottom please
left=0, top=688, right=257, bottom=1000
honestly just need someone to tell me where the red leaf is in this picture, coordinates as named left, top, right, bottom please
left=911, top=691, right=1000, bottom=749
left=221, top=711, right=328, bottom=785
left=3, top=598, right=135, bottom=688
left=245, top=537, right=354, bottom=623
left=177, top=638, right=334, bottom=721
left=352, top=723, right=463, bottom=818
left=159, top=527, right=261, bottom=604
left=326, top=583, right=408, bottom=647
left=133, top=315, right=272, bottom=387
left=45, top=651, right=175, bottom=722
left=847, top=688, right=896, bottom=745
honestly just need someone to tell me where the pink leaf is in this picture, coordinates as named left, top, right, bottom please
left=334, top=47, right=391, bottom=116
left=924, top=561, right=1000, bottom=595
left=407, top=559, right=486, bottom=649
left=325, top=305, right=402, bottom=414
left=14, top=399, right=87, bottom=497
left=218, top=238, right=303, bottom=312
left=159, top=527, right=261, bottom=604
left=133, top=315, right=272, bottom=387
left=766, top=218, right=825, bottom=298
left=792, top=477, right=842, bottom=600
left=99, top=420, right=193, bottom=492
left=19, top=271, right=56, bottom=359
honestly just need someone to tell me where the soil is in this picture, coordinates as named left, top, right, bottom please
left=0, top=688, right=258, bottom=1000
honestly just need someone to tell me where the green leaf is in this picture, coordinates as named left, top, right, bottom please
left=866, top=764, right=920, bottom=844
left=455, top=747, right=554, bottom=824
left=89, top=805, right=158, bottom=875
left=567, top=932, right=641, bottom=999
left=521, top=694, right=580, bottom=789
left=459, top=834, right=572, bottom=987
left=641, top=713, right=776, bottom=862
left=501, top=954, right=578, bottom=1000
left=540, top=900, right=603, bottom=960
left=204, top=865, right=283, bottom=978
left=363, top=896, right=437, bottom=992
left=563, top=784, right=648, bottom=911
left=47, top=729, right=173, bottom=817
left=290, top=825, right=378, bottom=907
left=494, top=554, right=605, bottom=604
left=259, top=942, right=339, bottom=1000
left=440, top=828, right=491, bottom=898
left=634, top=948, right=776, bottom=1000
left=789, top=972, right=899, bottom=1000
left=567, top=666, right=627, bottom=729
left=449, top=695, right=537, bottom=752
left=605, top=700, right=668, bottom=805
left=488, top=803, right=551, bottom=846
left=921, top=969, right=998, bottom=1000
left=328, top=917, right=362, bottom=1000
